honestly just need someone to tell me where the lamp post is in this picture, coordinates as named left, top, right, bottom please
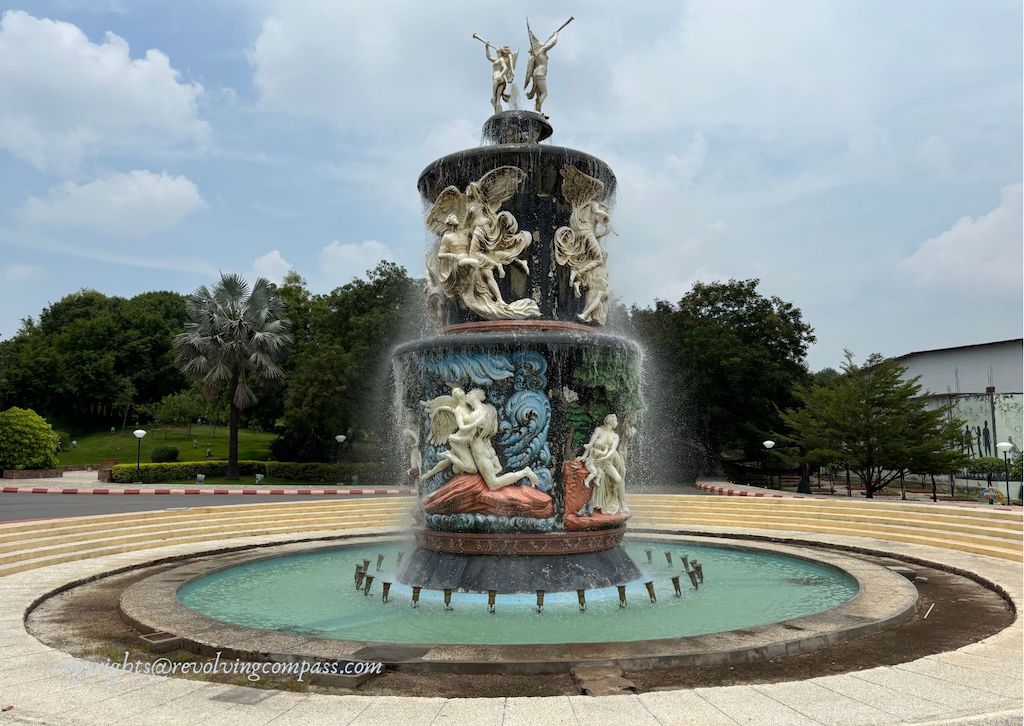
left=133, top=429, right=147, bottom=482
left=996, top=441, right=1013, bottom=505
left=763, top=440, right=775, bottom=489
left=335, top=434, right=347, bottom=483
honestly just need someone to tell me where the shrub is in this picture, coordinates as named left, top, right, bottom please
left=150, top=445, right=180, bottom=463
left=53, top=430, right=72, bottom=450
left=109, top=460, right=390, bottom=483
left=0, top=407, right=59, bottom=471
left=965, top=457, right=1005, bottom=479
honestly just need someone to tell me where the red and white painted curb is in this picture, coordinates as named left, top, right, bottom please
left=695, top=482, right=804, bottom=498
left=0, top=486, right=415, bottom=496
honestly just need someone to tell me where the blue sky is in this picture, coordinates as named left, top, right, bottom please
left=1, top=0, right=1021, bottom=370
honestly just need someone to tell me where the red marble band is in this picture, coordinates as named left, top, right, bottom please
left=414, top=526, right=626, bottom=555
left=438, top=319, right=596, bottom=335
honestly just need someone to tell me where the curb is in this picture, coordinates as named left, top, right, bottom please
left=0, top=486, right=415, bottom=497
left=694, top=482, right=805, bottom=498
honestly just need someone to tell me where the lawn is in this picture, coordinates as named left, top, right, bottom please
left=56, top=425, right=275, bottom=467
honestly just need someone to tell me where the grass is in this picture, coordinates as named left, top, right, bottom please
left=56, top=425, right=275, bottom=467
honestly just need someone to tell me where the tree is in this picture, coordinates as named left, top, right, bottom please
left=782, top=352, right=967, bottom=498
left=0, top=289, right=186, bottom=427
left=150, top=388, right=208, bottom=434
left=271, top=262, right=422, bottom=462
left=174, top=275, right=292, bottom=479
left=0, top=407, right=59, bottom=470
left=631, top=279, right=815, bottom=472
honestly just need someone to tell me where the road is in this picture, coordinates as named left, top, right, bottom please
left=0, top=493, right=404, bottom=522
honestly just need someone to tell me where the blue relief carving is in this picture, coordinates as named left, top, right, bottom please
left=496, top=389, right=552, bottom=490
left=420, top=352, right=514, bottom=387
left=414, top=347, right=555, bottom=521
left=512, top=351, right=546, bottom=391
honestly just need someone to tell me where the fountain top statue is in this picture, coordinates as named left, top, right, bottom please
left=475, top=17, right=573, bottom=118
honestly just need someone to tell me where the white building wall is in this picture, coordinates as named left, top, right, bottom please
left=895, top=339, right=1023, bottom=395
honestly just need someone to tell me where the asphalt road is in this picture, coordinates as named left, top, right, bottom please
left=0, top=493, right=403, bottom=522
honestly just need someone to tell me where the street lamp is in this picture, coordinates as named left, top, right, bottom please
left=763, top=440, right=775, bottom=489
left=996, top=441, right=1013, bottom=505
left=133, top=429, right=147, bottom=482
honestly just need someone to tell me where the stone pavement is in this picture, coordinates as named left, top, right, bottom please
left=0, top=500, right=1020, bottom=724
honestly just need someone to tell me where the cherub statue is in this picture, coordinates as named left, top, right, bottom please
left=419, top=387, right=540, bottom=490
left=578, top=413, right=628, bottom=515
left=554, top=164, right=615, bottom=324
left=524, top=17, right=572, bottom=116
left=425, top=166, right=540, bottom=323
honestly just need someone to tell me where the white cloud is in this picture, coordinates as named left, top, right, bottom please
left=0, top=10, right=208, bottom=173
left=19, top=170, right=205, bottom=238
left=900, top=184, right=1023, bottom=294
left=251, top=249, right=293, bottom=284
left=3, top=263, right=38, bottom=282
left=318, top=240, right=395, bottom=286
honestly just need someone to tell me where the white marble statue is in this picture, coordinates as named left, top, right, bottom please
left=475, top=34, right=518, bottom=114
left=419, top=387, right=540, bottom=489
left=554, top=164, right=615, bottom=325
left=578, top=413, right=629, bottom=515
left=401, top=413, right=422, bottom=478
left=524, top=17, right=572, bottom=116
left=425, top=166, right=540, bottom=324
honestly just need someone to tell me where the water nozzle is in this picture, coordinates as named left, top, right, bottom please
left=664, top=551, right=673, bottom=566
left=617, top=584, right=627, bottom=608
left=645, top=581, right=657, bottom=603
left=536, top=590, right=545, bottom=614
left=443, top=588, right=453, bottom=611
left=577, top=589, right=587, bottom=612
left=362, top=574, right=374, bottom=596
left=671, top=575, right=682, bottom=597
left=381, top=581, right=391, bottom=603
left=411, top=585, right=421, bottom=608
left=644, top=548, right=653, bottom=564
left=376, top=553, right=385, bottom=571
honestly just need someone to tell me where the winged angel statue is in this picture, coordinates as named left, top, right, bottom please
left=554, top=165, right=615, bottom=325
left=419, top=387, right=540, bottom=490
left=425, top=167, right=540, bottom=325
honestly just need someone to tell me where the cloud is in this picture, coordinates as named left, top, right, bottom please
left=318, top=240, right=395, bottom=286
left=900, top=183, right=1023, bottom=294
left=251, top=249, right=293, bottom=284
left=19, top=170, right=205, bottom=238
left=0, top=10, right=208, bottom=173
left=3, top=263, right=38, bottom=282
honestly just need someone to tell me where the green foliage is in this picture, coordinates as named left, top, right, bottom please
left=782, top=352, right=968, bottom=497
left=150, top=445, right=179, bottom=463
left=109, top=460, right=387, bottom=484
left=631, top=279, right=815, bottom=464
left=53, top=430, right=71, bottom=450
left=565, top=349, right=642, bottom=447
left=149, top=388, right=211, bottom=431
left=1011, top=456, right=1022, bottom=480
left=272, top=262, right=423, bottom=462
left=966, top=457, right=1007, bottom=478
left=0, top=407, right=59, bottom=470
left=175, top=274, right=292, bottom=478
left=0, top=290, right=187, bottom=426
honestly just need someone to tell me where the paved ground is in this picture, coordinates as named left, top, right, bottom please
left=0, top=493, right=392, bottom=522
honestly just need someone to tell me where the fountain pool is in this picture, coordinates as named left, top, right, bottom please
left=176, top=539, right=857, bottom=646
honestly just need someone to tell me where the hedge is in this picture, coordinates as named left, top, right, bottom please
left=150, top=445, right=180, bottom=463
left=109, top=460, right=390, bottom=484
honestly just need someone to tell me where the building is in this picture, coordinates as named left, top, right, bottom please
left=894, top=339, right=1023, bottom=472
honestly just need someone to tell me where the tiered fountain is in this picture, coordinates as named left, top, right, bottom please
left=393, top=24, right=643, bottom=594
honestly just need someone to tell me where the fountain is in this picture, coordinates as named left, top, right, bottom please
left=117, top=24, right=918, bottom=676
left=392, top=32, right=642, bottom=593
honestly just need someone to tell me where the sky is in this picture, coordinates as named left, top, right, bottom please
left=0, top=0, right=1021, bottom=371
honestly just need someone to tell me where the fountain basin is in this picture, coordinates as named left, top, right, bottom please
left=119, top=534, right=917, bottom=674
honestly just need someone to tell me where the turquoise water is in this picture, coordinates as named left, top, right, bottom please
left=177, top=540, right=858, bottom=645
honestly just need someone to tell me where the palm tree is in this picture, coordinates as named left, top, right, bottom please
left=174, top=274, right=292, bottom=479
